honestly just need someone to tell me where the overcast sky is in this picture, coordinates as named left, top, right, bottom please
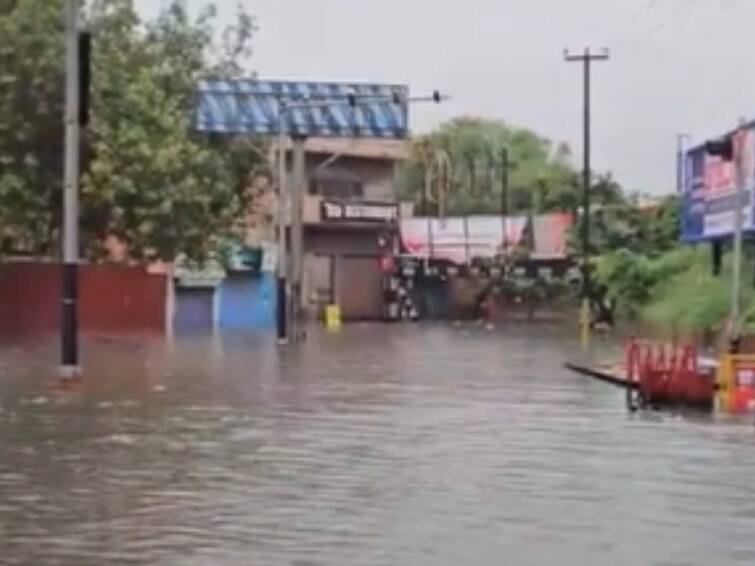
left=137, top=0, right=755, bottom=194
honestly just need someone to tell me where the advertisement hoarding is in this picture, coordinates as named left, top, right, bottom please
left=682, top=124, right=755, bottom=242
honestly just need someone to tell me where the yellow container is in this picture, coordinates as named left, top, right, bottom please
left=717, top=353, right=755, bottom=412
left=717, top=354, right=734, bottom=411
left=325, top=304, right=342, bottom=331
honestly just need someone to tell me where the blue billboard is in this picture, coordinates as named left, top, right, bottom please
left=682, top=123, right=755, bottom=242
left=195, top=79, right=409, bottom=139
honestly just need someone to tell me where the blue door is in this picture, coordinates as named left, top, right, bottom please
left=174, top=287, right=215, bottom=333
left=218, top=272, right=276, bottom=330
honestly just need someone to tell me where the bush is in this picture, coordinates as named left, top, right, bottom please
left=640, top=248, right=755, bottom=336
left=594, top=246, right=700, bottom=318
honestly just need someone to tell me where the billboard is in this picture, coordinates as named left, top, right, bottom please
left=682, top=124, right=755, bottom=242
left=195, top=79, right=409, bottom=139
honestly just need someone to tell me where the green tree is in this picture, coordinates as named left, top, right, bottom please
left=0, top=0, right=66, bottom=256
left=399, top=117, right=582, bottom=216
left=595, top=245, right=695, bottom=319
left=0, top=0, right=265, bottom=263
left=570, top=194, right=680, bottom=256
left=641, top=251, right=737, bottom=337
left=589, top=196, right=685, bottom=320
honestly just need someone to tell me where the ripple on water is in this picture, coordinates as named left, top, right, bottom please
left=1, top=325, right=755, bottom=565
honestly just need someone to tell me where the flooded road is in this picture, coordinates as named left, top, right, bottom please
left=1, top=324, right=755, bottom=565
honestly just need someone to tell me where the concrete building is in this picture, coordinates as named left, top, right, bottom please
left=291, top=137, right=411, bottom=321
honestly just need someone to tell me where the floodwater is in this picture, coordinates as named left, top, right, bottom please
left=1, top=324, right=755, bottom=566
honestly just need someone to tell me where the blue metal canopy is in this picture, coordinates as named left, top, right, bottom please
left=195, top=79, right=409, bottom=139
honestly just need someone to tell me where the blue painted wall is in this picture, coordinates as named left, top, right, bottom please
left=218, top=272, right=276, bottom=330
left=174, top=287, right=215, bottom=332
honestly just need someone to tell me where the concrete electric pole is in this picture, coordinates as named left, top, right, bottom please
left=290, top=136, right=307, bottom=343
left=276, top=104, right=289, bottom=345
left=564, top=47, right=609, bottom=351
left=500, top=147, right=510, bottom=258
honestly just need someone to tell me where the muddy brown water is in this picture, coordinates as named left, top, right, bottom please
left=1, top=324, right=754, bottom=565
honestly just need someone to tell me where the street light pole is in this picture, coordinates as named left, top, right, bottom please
left=500, top=147, right=510, bottom=258
left=290, top=135, right=307, bottom=343
left=564, top=47, right=609, bottom=351
left=61, top=0, right=81, bottom=379
left=730, top=122, right=748, bottom=350
left=276, top=103, right=289, bottom=344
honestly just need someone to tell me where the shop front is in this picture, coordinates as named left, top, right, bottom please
left=303, top=198, right=398, bottom=321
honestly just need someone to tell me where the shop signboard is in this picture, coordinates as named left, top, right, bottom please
left=226, top=245, right=262, bottom=272
left=321, top=200, right=399, bottom=222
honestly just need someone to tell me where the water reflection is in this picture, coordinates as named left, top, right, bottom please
left=1, top=324, right=755, bottom=565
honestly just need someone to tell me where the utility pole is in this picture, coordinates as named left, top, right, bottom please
left=564, top=47, right=609, bottom=351
left=500, top=147, right=510, bottom=258
left=276, top=104, right=289, bottom=344
left=676, top=133, right=690, bottom=194
left=290, top=136, right=307, bottom=343
left=422, top=148, right=433, bottom=268
left=61, top=0, right=81, bottom=379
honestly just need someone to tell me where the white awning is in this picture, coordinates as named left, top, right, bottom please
left=400, top=216, right=528, bottom=264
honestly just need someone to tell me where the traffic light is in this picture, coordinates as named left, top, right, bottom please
left=78, top=30, right=91, bottom=127
left=705, top=137, right=733, bottom=161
